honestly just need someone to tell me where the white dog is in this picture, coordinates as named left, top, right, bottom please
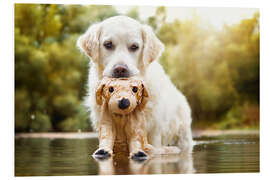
left=77, top=16, right=193, bottom=159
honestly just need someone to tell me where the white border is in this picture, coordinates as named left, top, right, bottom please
left=11, top=0, right=262, bottom=7
left=2, top=0, right=270, bottom=180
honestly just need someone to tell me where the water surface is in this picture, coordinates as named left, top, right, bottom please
left=15, top=134, right=259, bottom=176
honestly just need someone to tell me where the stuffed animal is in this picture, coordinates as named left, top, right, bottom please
left=93, top=77, right=180, bottom=160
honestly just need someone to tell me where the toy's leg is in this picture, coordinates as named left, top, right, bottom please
left=129, top=138, right=148, bottom=161
left=93, top=103, right=115, bottom=159
left=126, top=112, right=149, bottom=161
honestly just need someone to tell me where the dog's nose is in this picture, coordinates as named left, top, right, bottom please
left=112, top=64, right=130, bottom=78
left=118, top=98, right=130, bottom=110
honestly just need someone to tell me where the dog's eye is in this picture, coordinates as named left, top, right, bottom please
left=109, top=86, right=114, bottom=93
left=132, top=86, right=138, bottom=93
left=104, top=41, right=113, bottom=50
left=129, top=44, right=139, bottom=51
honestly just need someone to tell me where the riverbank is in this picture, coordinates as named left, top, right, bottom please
left=15, top=129, right=259, bottom=139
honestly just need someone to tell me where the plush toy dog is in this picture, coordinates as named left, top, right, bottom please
left=93, top=77, right=180, bottom=160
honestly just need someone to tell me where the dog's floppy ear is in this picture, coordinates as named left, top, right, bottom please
left=77, top=23, right=101, bottom=63
left=141, top=25, right=164, bottom=70
left=96, top=82, right=105, bottom=106
left=139, top=83, right=149, bottom=110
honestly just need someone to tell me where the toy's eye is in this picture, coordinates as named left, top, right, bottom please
left=132, top=86, right=138, bottom=93
left=109, top=86, right=114, bottom=93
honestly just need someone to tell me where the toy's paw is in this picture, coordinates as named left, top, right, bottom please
left=93, top=148, right=111, bottom=160
left=131, top=151, right=148, bottom=161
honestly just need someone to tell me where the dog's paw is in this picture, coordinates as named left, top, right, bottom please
left=131, top=151, right=148, bottom=161
left=164, top=146, right=181, bottom=154
left=93, top=148, right=111, bottom=160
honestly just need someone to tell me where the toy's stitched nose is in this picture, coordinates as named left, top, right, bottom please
left=112, top=64, right=130, bottom=78
left=118, top=98, right=130, bottom=110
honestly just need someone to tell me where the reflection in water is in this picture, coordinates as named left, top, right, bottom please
left=94, top=152, right=195, bottom=175
left=15, top=134, right=259, bottom=176
left=15, top=138, right=99, bottom=176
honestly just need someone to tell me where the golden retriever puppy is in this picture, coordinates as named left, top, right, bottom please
left=77, top=16, right=193, bottom=157
left=94, top=77, right=180, bottom=160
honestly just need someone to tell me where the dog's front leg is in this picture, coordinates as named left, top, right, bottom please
left=93, top=103, right=115, bottom=159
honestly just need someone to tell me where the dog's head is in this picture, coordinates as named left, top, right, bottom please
left=96, top=77, right=149, bottom=115
left=77, top=16, right=164, bottom=78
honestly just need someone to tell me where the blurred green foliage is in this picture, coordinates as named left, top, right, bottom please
left=15, top=4, right=118, bottom=132
left=151, top=7, right=259, bottom=129
left=15, top=4, right=259, bottom=132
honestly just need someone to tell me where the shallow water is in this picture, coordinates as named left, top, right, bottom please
left=15, top=134, right=259, bottom=176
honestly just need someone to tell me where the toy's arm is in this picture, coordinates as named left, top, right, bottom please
left=126, top=110, right=149, bottom=159
left=94, top=103, right=115, bottom=158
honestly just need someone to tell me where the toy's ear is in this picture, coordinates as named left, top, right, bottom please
left=77, top=23, right=102, bottom=63
left=96, top=83, right=105, bottom=106
left=139, top=83, right=149, bottom=110
left=140, top=25, right=164, bottom=73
